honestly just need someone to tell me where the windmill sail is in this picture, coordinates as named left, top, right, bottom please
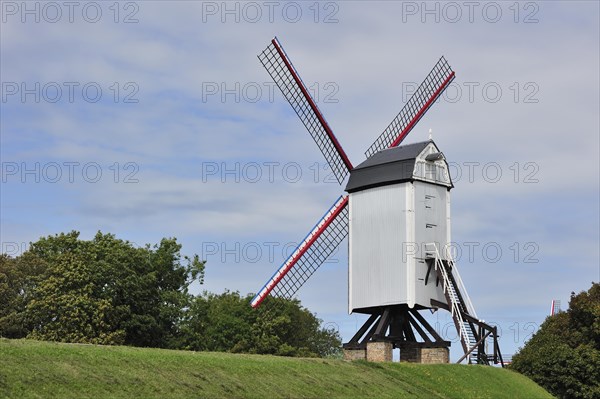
left=258, top=37, right=353, bottom=184
left=365, top=57, right=455, bottom=157
left=251, top=195, right=349, bottom=308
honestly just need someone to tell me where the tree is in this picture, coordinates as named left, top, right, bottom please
left=0, top=253, right=47, bottom=338
left=1, top=231, right=205, bottom=347
left=511, top=282, right=600, bottom=399
left=181, top=291, right=342, bottom=358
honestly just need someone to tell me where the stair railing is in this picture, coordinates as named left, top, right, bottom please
left=444, top=257, right=477, bottom=318
left=425, top=243, right=472, bottom=355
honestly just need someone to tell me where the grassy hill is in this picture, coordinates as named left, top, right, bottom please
left=0, top=339, right=552, bottom=399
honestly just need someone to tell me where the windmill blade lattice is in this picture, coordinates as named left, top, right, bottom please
left=365, top=57, right=455, bottom=157
left=251, top=195, right=349, bottom=308
left=258, top=38, right=353, bottom=184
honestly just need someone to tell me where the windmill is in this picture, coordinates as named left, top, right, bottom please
left=251, top=37, right=503, bottom=365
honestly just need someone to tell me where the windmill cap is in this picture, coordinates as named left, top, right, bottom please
left=345, top=140, right=453, bottom=193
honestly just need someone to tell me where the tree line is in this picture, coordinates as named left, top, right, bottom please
left=0, top=231, right=341, bottom=358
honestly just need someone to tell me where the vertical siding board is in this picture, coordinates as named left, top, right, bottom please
left=350, top=185, right=409, bottom=311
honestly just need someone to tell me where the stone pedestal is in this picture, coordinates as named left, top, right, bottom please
left=421, top=347, right=449, bottom=364
left=366, top=341, right=393, bottom=362
left=400, top=347, right=449, bottom=364
left=343, top=348, right=366, bottom=361
left=400, top=347, right=420, bottom=363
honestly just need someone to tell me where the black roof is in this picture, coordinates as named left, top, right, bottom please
left=345, top=140, right=450, bottom=193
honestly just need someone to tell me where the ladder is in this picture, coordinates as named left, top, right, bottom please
left=425, top=243, right=503, bottom=366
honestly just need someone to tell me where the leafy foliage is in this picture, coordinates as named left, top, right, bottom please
left=0, top=253, right=47, bottom=338
left=1, top=231, right=204, bottom=347
left=181, top=291, right=342, bottom=358
left=0, top=231, right=341, bottom=358
left=510, top=282, right=600, bottom=399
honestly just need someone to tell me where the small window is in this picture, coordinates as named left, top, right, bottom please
left=425, top=152, right=444, bottom=161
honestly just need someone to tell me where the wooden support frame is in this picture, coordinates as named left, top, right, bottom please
left=343, top=305, right=451, bottom=353
left=430, top=299, right=504, bottom=367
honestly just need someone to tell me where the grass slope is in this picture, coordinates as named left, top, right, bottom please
left=0, top=339, right=552, bottom=399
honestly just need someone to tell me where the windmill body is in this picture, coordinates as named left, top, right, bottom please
left=346, top=141, right=452, bottom=313
left=251, top=37, right=503, bottom=365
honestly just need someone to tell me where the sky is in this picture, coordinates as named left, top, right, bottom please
left=1, top=1, right=599, bottom=362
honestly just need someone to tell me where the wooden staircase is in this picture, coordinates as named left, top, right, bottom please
left=425, top=243, right=504, bottom=366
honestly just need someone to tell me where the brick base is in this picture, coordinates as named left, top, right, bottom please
left=401, top=347, right=449, bottom=364
left=343, top=348, right=366, bottom=361
left=366, top=342, right=393, bottom=362
left=400, top=347, right=420, bottom=363
left=421, top=347, right=449, bottom=364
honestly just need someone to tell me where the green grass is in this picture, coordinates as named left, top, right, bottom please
left=0, top=339, right=552, bottom=399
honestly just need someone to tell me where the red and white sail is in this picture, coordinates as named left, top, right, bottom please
left=258, top=37, right=353, bottom=184
left=251, top=195, right=348, bottom=308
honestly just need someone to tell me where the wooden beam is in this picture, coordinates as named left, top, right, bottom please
left=409, top=309, right=445, bottom=342
left=347, top=314, right=379, bottom=344
left=425, top=259, right=433, bottom=285
left=406, top=312, right=432, bottom=343
left=402, top=312, right=416, bottom=341
left=456, top=330, right=492, bottom=364
left=360, top=317, right=382, bottom=347
left=373, top=308, right=391, bottom=337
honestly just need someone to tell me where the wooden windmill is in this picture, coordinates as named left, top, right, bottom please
left=251, top=37, right=503, bottom=365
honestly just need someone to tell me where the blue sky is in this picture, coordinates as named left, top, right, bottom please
left=1, top=1, right=599, bottom=361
